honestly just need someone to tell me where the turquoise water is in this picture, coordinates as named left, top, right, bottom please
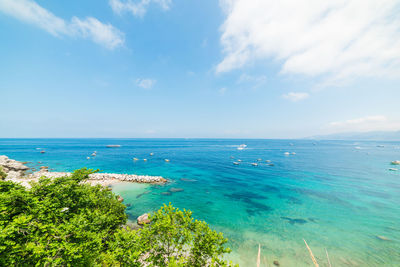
left=1, top=139, right=400, bottom=266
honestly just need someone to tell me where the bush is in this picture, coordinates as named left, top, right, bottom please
left=0, top=166, right=6, bottom=180
left=0, top=168, right=235, bottom=266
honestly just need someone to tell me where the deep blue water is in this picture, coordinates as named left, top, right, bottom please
left=1, top=138, right=400, bottom=266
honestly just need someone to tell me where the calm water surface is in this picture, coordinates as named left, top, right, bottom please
left=1, top=139, right=400, bottom=266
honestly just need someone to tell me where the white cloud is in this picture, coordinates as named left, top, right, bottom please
left=282, top=92, right=309, bottom=102
left=136, top=78, right=156, bottom=89
left=0, top=0, right=124, bottom=49
left=237, top=73, right=267, bottom=88
left=327, top=115, right=400, bottom=132
left=110, top=0, right=172, bottom=17
left=219, top=87, right=227, bottom=95
left=217, top=0, right=400, bottom=82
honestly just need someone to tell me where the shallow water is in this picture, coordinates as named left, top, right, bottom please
left=1, top=138, right=400, bottom=266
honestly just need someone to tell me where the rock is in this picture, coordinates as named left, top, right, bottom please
left=161, top=192, right=171, bottom=195
left=376, top=235, right=390, bottom=241
left=273, top=260, right=280, bottom=266
left=137, top=213, right=151, bottom=225
left=169, top=187, right=184, bottom=193
left=0, top=155, right=30, bottom=178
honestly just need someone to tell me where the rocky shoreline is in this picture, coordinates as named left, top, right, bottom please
left=0, top=155, right=167, bottom=187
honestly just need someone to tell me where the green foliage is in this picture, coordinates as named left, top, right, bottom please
left=0, top=166, right=6, bottom=180
left=0, top=169, right=235, bottom=266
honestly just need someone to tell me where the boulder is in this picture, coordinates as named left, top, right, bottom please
left=137, top=213, right=151, bottom=225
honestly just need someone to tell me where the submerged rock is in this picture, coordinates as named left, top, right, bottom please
left=273, top=260, right=280, bottom=266
left=169, top=187, right=184, bottom=193
left=376, top=235, right=390, bottom=241
left=137, top=213, right=151, bottom=225
left=161, top=192, right=172, bottom=196
left=281, top=216, right=307, bottom=225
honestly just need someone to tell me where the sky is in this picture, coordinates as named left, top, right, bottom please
left=1, top=0, right=400, bottom=138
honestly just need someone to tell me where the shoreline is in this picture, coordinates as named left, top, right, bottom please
left=0, top=155, right=167, bottom=188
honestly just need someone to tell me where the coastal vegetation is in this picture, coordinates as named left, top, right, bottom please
left=0, top=168, right=234, bottom=266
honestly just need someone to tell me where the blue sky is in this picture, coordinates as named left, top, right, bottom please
left=1, top=0, right=400, bottom=138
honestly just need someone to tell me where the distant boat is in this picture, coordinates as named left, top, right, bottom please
left=106, top=145, right=121, bottom=148
left=391, top=160, right=400, bottom=165
left=133, top=158, right=139, bottom=161
left=237, top=144, right=247, bottom=150
left=40, top=150, right=45, bottom=154
left=143, top=159, right=147, bottom=161
left=237, top=159, right=242, bottom=162
left=389, top=168, right=398, bottom=171
left=91, top=153, right=96, bottom=156
left=165, top=159, right=170, bottom=162
left=87, top=157, right=90, bottom=159
left=233, top=162, right=240, bottom=165
left=291, top=152, right=296, bottom=155
left=251, top=163, right=258, bottom=166
left=257, top=158, right=262, bottom=161
left=150, top=152, right=154, bottom=156
left=265, top=160, right=271, bottom=163
left=377, top=145, right=384, bottom=148
left=284, top=152, right=290, bottom=155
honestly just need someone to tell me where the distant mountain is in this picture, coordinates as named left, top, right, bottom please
left=308, top=131, right=400, bottom=141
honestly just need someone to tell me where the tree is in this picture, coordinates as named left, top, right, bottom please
left=0, top=169, right=235, bottom=266
left=0, top=166, right=6, bottom=180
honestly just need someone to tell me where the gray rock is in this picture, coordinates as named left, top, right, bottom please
left=137, top=213, right=151, bottom=225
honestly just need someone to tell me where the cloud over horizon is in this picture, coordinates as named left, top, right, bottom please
left=217, top=0, right=400, bottom=84
left=327, top=115, right=400, bottom=133
left=0, top=0, right=124, bottom=49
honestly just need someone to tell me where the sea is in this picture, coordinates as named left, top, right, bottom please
left=1, top=138, right=399, bottom=266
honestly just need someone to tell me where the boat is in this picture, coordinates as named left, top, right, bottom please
left=165, top=159, right=170, bottom=162
left=251, top=163, right=258, bottom=166
left=106, top=145, right=121, bottom=148
left=143, top=159, right=147, bottom=161
left=40, top=150, right=45, bottom=154
left=133, top=158, right=139, bottom=161
left=284, top=152, right=290, bottom=155
left=291, top=152, right=296, bottom=155
left=87, top=157, right=90, bottom=160
left=150, top=152, right=154, bottom=156
left=389, top=168, right=398, bottom=171
left=237, top=144, right=247, bottom=150
left=91, top=153, right=96, bottom=156
left=265, top=160, right=271, bottom=163
left=377, top=145, right=384, bottom=148
left=233, top=162, right=239, bottom=165
left=391, top=160, right=400, bottom=165
left=237, top=159, right=242, bottom=162
left=257, top=158, right=262, bottom=161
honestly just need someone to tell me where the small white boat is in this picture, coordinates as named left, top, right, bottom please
left=389, top=168, right=398, bottom=171
left=91, top=153, right=96, bottom=156
left=291, top=152, right=296, bottom=155
left=265, top=160, right=271, bottom=163
left=150, top=152, right=154, bottom=156
left=284, top=152, right=290, bottom=155
left=143, top=159, right=147, bottom=161
left=237, top=144, right=247, bottom=150
left=233, top=162, right=240, bottom=165
left=165, top=159, right=170, bottom=162
left=133, top=158, right=139, bottom=161
left=257, top=158, right=262, bottom=161
left=40, top=150, right=46, bottom=154
left=87, top=157, right=90, bottom=159
left=251, top=163, right=258, bottom=166
left=391, top=160, right=400, bottom=165
left=237, top=159, right=242, bottom=162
